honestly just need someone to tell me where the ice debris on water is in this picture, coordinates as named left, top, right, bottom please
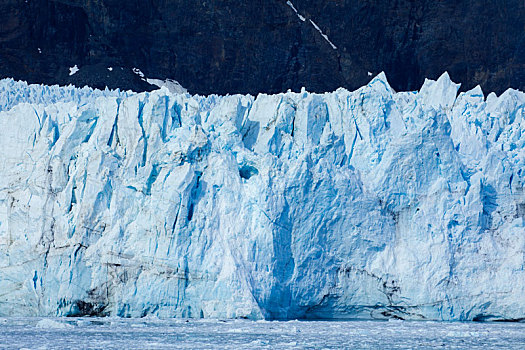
left=0, top=72, right=524, bottom=321
left=36, top=319, right=74, bottom=329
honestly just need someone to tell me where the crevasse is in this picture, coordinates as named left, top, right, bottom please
left=0, top=73, right=524, bottom=320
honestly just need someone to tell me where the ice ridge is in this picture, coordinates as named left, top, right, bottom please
left=0, top=78, right=131, bottom=113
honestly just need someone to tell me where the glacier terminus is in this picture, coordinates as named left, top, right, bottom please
left=0, top=73, right=524, bottom=321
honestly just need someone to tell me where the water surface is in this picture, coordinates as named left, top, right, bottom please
left=1, top=317, right=524, bottom=349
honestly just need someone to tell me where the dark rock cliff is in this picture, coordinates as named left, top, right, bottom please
left=0, top=0, right=523, bottom=94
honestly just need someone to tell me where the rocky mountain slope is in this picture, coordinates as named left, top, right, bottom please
left=0, top=0, right=523, bottom=94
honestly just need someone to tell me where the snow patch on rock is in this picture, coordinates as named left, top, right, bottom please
left=69, top=65, right=79, bottom=76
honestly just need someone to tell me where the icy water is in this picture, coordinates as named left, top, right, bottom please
left=1, top=318, right=524, bottom=349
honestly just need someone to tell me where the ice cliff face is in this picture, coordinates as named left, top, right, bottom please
left=0, top=74, right=524, bottom=321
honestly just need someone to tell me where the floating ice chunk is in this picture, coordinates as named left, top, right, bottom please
left=36, top=319, right=74, bottom=329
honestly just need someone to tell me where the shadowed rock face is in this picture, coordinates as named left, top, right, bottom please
left=0, top=0, right=523, bottom=94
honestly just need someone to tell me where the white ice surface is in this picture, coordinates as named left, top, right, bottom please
left=0, top=73, right=524, bottom=321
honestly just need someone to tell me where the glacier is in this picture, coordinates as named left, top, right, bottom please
left=0, top=73, right=524, bottom=321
